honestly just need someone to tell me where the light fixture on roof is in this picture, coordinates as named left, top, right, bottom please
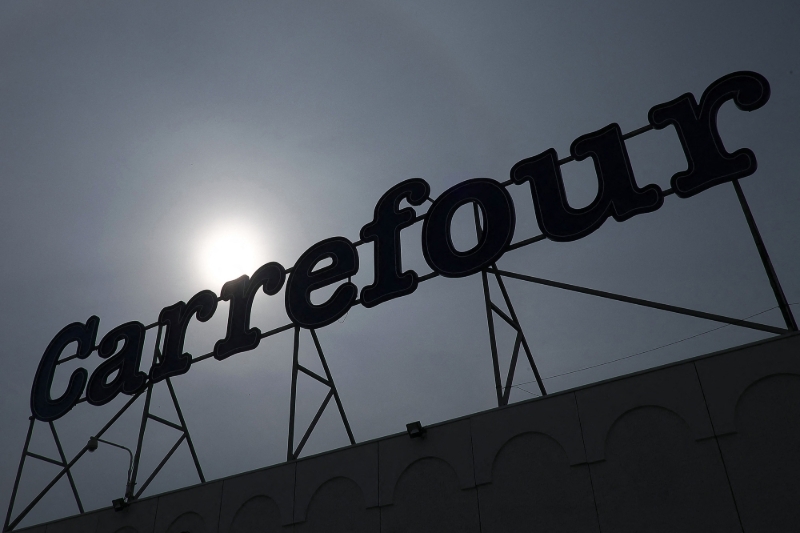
left=86, top=436, right=135, bottom=510
left=406, top=421, right=426, bottom=439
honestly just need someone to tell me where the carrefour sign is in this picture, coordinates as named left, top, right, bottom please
left=31, top=71, right=770, bottom=422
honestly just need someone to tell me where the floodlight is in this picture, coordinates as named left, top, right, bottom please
left=406, top=421, right=426, bottom=439
left=112, top=498, right=128, bottom=512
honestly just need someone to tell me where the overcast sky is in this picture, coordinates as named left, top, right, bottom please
left=2, top=0, right=799, bottom=528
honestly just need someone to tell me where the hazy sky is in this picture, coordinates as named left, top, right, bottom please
left=2, top=0, right=799, bottom=527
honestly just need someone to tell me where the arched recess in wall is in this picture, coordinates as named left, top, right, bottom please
left=479, top=431, right=598, bottom=533
left=229, top=495, right=282, bottom=533
left=600, top=404, right=696, bottom=455
left=165, top=511, right=207, bottom=533
left=593, top=406, right=740, bottom=533
left=295, top=476, right=375, bottom=533
left=381, top=457, right=480, bottom=533
left=731, top=372, right=800, bottom=431
left=488, top=430, right=570, bottom=480
left=722, top=373, right=800, bottom=531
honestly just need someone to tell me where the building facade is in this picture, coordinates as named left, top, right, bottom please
left=17, top=332, right=800, bottom=533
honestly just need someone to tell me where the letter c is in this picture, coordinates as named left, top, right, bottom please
left=30, top=316, right=99, bottom=421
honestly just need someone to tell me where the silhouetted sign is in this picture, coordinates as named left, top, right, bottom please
left=30, top=71, right=771, bottom=421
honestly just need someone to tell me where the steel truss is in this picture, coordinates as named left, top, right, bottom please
left=287, top=327, right=355, bottom=461
left=476, top=178, right=796, bottom=408
left=4, top=326, right=203, bottom=533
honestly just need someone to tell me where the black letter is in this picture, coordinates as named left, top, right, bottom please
left=30, top=316, right=99, bottom=421
left=421, top=178, right=515, bottom=277
left=151, top=290, right=217, bottom=382
left=360, top=178, right=430, bottom=308
left=648, top=71, right=770, bottom=198
left=214, top=262, right=286, bottom=360
left=511, top=124, right=662, bottom=242
left=86, top=322, right=147, bottom=406
left=286, top=237, right=359, bottom=329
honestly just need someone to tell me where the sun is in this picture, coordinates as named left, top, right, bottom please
left=198, top=223, right=263, bottom=288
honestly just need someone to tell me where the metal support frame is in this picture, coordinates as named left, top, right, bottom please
left=732, top=179, right=797, bottom=331
left=493, top=269, right=788, bottom=335
left=129, top=325, right=204, bottom=500
left=8, top=121, right=797, bottom=530
left=287, top=327, right=355, bottom=461
left=4, top=392, right=142, bottom=532
left=474, top=203, right=547, bottom=406
left=4, top=325, right=204, bottom=532
left=481, top=267, right=547, bottom=405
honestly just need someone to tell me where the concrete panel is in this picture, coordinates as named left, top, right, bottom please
left=590, top=406, right=741, bottom=533
left=476, top=432, right=599, bottom=533
left=218, top=463, right=295, bottom=531
left=470, top=392, right=585, bottom=485
left=695, top=333, right=800, bottom=435
left=44, top=511, right=100, bottom=533
left=378, top=419, right=473, bottom=506
left=716, top=374, right=800, bottom=532
left=153, top=481, right=223, bottom=533
left=94, top=498, right=158, bottom=533
left=294, top=443, right=378, bottom=522
left=295, top=477, right=379, bottom=533
left=575, top=362, right=713, bottom=462
left=380, top=458, right=480, bottom=533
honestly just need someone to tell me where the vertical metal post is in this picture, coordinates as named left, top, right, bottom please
left=4, top=418, right=34, bottom=532
left=481, top=270, right=504, bottom=406
left=129, top=324, right=162, bottom=498
left=287, top=326, right=300, bottom=461
left=474, top=201, right=505, bottom=405
left=732, top=179, right=797, bottom=331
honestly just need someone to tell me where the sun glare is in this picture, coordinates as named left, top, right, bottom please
left=199, top=223, right=263, bottom=288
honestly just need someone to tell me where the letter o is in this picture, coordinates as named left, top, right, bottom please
left=422, top=178, right=515, bottom=278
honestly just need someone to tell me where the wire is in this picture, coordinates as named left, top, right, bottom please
left=509, top=302, right=796, bottom=395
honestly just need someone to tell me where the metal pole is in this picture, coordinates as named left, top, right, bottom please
left=93, top=438, right=134, bottom=499
left=129, top=324, right=162, bottom=499
left=481, top=270, right=504, bottom=406
left=287, top=326, right=300, bottom=461
left=4, top=418, right=34, bottom=532
left=732, top=179, right=797, bottom=331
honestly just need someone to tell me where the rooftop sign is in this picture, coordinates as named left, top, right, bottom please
left=31, top=70, right=778, bottom=423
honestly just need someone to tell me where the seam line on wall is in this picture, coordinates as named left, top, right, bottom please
left=693, top=362, right=746, bottom=532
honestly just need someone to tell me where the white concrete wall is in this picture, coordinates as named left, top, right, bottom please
left=18, top=333, right=800, bottom=533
